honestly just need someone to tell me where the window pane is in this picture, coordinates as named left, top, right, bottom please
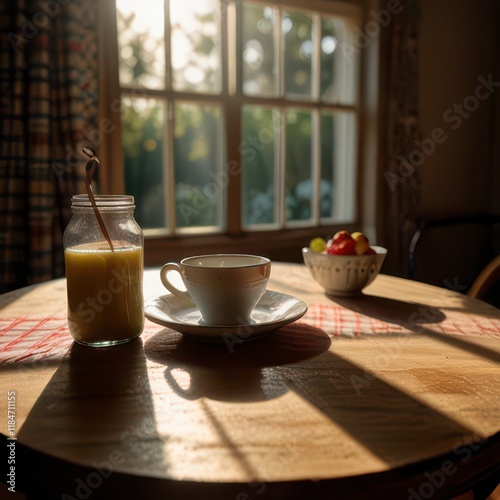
left=321, top=17, right=357, bottom=104
left=242, top=3, right=278, bottom=97
left=283, top=11, right=313, bottom=99
left=116, top=0, right=165, bottom=89
left=174, top=102, right=224, bottom=229
left=171, top=0, right=221, bottom=94
left=321, top=111, right=356, bottom=221
left=242, top=106, right=277, bottom=226
left=285, top=109, right=313, bottom=223
left=115, top=1, right=361, bottom=233
left=122, top=97, right=166, bottom=229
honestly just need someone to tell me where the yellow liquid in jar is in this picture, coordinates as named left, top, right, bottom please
left=65, top=242, right=144, bottom=345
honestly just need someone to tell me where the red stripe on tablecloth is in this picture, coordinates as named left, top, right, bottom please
left=0, top=316, right=62, bottom=352
left=0, top=318, right=26, bottom=335
left=0, top=316, right=167, bottom=365
left=300, top=304, right=500, bottom=339
left=30, top=328, right=68, bottom=350
left=299, top=304, right=407, bottom=337
left=0, top=316, right=70, bottom=364
left=423, top=311, right=500, bottom=339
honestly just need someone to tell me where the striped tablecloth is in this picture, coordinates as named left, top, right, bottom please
left=2, top=302, right=500, bottom=366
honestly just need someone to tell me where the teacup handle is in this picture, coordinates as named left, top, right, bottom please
left=160, top=263, right=192, bottom=301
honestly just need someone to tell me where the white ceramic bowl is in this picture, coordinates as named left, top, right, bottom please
left=302, top=245, right=387, bottom=296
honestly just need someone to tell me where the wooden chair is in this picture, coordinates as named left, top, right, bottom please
left=467, top=255, right=500, bottom=307
left=408, top=215, right=500, bottom=298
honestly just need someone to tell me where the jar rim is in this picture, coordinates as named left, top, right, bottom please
left=72, top=194, right=135, bottom=207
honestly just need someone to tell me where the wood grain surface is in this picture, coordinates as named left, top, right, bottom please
left=1, top=263, right=499, bottom=499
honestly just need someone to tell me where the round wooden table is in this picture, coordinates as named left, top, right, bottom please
left=1, top=263, right=499, bottom=499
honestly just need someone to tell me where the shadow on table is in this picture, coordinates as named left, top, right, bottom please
left=267, top=345, right=500, bottom=499
left=0, top=284, right=39, bottom=310
left=17, top=338, right=167, bottom=496
left=276, top=347, right=478, bottom=463
left=144, top=322, right=332, bottom=402
left=144, top=319, right=480, bottom=470
left=12, top=317, right=498, bottom=499
left=328, top=293, right=500, bottom=364
left=327, top=292, right=447, bottom=325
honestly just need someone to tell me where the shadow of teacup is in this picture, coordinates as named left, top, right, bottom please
left=144, top=322, right=331, bottom=402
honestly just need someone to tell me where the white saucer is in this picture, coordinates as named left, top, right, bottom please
left=145, top=290, right=308, bottom=342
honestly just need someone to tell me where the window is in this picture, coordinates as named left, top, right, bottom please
left=112, top=0, right=362, bottom=241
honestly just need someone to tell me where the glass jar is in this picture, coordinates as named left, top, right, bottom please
left=63, top=195, right=144, bottom=347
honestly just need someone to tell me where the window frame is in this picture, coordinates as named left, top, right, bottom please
left=98, top=0, right=378, bottom=265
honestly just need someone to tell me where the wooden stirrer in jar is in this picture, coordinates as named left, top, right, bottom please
left=82, top=148, right=114, bottom=252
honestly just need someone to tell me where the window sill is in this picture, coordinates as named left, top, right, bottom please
left=144, top=224, right=358, bottom=266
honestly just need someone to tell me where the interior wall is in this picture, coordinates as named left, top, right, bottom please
left=410, top=0, right=500, bottom=290
left=418, top=0, right=498, bottom=219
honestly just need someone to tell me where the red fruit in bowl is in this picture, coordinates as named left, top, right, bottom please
left=363, top=247, right=376, bottom=255
left=332, top=230, right=351, bottom=245
left=327, top=237, right=356, bottom=255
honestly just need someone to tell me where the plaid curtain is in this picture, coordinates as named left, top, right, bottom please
left=0, top=0, right=98, bottom=293
left=382, top=1, right=421, bottom=278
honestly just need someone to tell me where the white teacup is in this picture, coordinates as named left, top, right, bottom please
left=160, top=254, right=271, bottom=326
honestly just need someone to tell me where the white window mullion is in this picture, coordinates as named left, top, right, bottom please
left=164, top=0, right=175, bottom=232
left=312, top=12, right=321, bottom=224
left=277, top=5, right=284, bottom=98
left=225, top=1, right=237, bottom=97
left=312, top=109, right=321, bottom=225
left=164, top=0, right=172, bottom=92
left=277, top=108, right=286, bottom=228
left=276, top=6, right=285, bottom=228
left=166, top=100, right=176, bottom=233
left=312, top=12, right=321, bottom=102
